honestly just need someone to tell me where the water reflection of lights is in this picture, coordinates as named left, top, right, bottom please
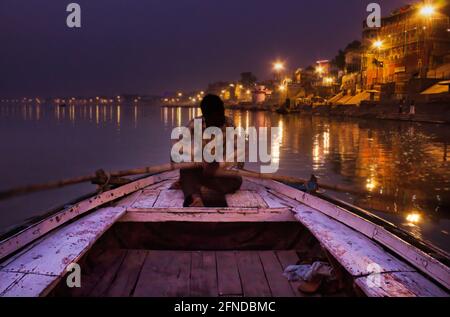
left=406, top=213, right=421, bottom=224
left=366, top=164, right=378, bottom=191
left=21, top=105, right=27, bottom=120
left=163, top=107, right=168, bottom=126
left=404, top=212, right=423, bottom=240
left=176, top=107, right=181, bottom=127
left=312, top=135, right=321, bottom=170
left=271, top=126, right=283, bottom=166
left=245, top=111, right=250, bottom=130
left=323, top=130, right=330, bottom=155
left=366, top=179, right=377, bottom=191
left=36, top=105, right=41, bottom=121
left=69, top=106, right=74, bottom=122
left=271, top=120, right=284, bottom=166
left=236, top=112, right=242, bottom=129
left=95, top=105, right=99, bottom=125
left=116, top=105, right=121, bottom=127
left=278, top=119, right=284, bottom=143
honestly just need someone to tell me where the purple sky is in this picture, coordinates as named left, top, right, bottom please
left=0, top=0, right=411, bottom=97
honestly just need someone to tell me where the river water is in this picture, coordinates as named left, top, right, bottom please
left=0, top=103, right=449, bottom=252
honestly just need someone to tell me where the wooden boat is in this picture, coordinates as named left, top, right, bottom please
left=0, top=170, right=449, bottom=297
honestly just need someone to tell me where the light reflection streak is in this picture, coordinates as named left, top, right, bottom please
left=116, top=105, right=121, bottom=128
left=176, top=107, right=181, bottom=127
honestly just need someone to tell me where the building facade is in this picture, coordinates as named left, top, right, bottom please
left=361, top=2, right=450, bottom=98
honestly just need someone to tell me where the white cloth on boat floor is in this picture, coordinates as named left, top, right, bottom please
left=283, top=262, right=334, bottom=282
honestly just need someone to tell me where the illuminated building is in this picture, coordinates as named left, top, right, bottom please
left=361, top=2, right=450, bottom=98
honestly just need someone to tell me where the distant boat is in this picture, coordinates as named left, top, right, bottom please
left=0, top=169, right=448, bottom=297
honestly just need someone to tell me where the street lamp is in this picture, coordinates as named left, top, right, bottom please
left=418, top=4, right=437, bottom=78
left=372, top=40, right=384, bottom=84
left=420, top=5, right=435, bottom=17
left=273, top=62, right=285, bottom=72
left=273, top=61, right=285, bottom=81
left=373, top=40, right=383, bottom=49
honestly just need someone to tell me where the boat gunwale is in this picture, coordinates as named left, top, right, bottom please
left=0, top=171, right=178, bottom=262
left=0, top=170, right=449, bottom=295
left=247, top=177, right=450, bottom=291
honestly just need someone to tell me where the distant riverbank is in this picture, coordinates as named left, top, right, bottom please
left=309, top=102, right=450, bottom=125
left=163, top=102, right=450, bottom=125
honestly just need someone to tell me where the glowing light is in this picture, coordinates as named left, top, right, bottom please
left=273, top=62, right=285, bottom=72
left=315, top=66, right=324, bottom=75
left=366, top=179, right=377, bottom=191
left=419, top=5, right=435, bottom=17
left=278, top=85, right=286, bottom=92
left=324, top=77, right=334, bottom=85
left=177, top=92, right=183, bottom=97
left=406, top=213, right=421, bottom=224
left=373, top=40, right=384, bottom=49
left=246, top=90, right=251, bottom=94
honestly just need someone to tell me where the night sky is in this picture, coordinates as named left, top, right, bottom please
left=0, top=0, right=410, bottom=98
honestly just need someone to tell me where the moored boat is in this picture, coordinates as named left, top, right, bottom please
left=0, top=170, right=448, bottom=297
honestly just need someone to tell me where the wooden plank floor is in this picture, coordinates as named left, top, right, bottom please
left=68, top=250, right=303, bottom=297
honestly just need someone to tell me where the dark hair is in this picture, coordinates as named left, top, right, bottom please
left=200, top=94, right=226, bottom=127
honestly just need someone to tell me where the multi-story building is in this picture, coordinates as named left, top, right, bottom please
left=361, top=2, right=450, bottom=98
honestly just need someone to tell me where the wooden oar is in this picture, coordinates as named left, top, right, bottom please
left=0, top=163, right=434, bottom=206
left=0, top=163, right=192, bottom=201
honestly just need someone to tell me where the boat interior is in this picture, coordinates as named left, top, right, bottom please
left=0, top=171, right=448, bottom=297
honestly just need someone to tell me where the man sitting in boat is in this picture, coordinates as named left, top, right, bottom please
left=175, top=94, right=243, bottom=207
